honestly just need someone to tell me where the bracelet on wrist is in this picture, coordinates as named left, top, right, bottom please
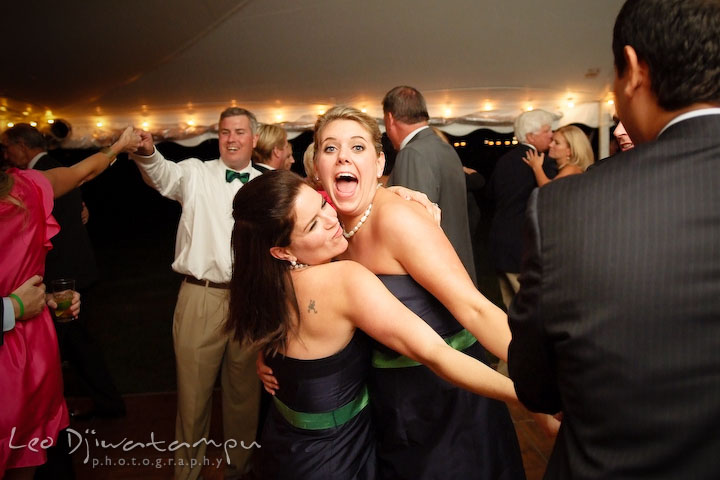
left=9, top=293, right=24, bottom=318
left=101, top=147, right=118, bottom=166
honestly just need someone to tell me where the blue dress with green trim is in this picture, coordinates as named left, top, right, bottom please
left=371, top=274, right=525, bottom=480
left=257, top=330, right=376, bottom=479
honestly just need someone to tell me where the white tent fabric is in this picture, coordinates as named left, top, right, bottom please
left=1, top=0, right=624, bottom=147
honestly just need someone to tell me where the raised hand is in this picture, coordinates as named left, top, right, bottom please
left=135, top=129, right=155, bottom=156
left=113, top=126, right=142, bottom=154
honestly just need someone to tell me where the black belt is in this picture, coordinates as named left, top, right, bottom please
left=184, top=276, right=230, bottom=289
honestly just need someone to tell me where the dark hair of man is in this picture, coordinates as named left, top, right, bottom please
left=382, top=86, right=430, bottom=124
left=3, top=123, right=47, bottom=150
left=227, top=170, right=306, bottom=355
left=613, top=0, right=720, bottom=111
left=219, top=107, right=259, bottom=135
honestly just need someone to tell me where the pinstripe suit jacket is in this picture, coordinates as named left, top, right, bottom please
left=508, top=114, right=720, bottom=479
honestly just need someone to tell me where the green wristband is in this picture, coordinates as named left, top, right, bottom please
left=9, top=293, right=24, bottom=318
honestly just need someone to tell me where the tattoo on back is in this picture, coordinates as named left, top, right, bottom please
left=308, top=299, right=318, bottom=314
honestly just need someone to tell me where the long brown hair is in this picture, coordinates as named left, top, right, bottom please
left=227, top=170, right=307, bottom=354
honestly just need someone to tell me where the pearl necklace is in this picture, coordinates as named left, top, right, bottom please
left=289, top=260, right=310, bottom=269
left=343, top=202, right=372, bottom=238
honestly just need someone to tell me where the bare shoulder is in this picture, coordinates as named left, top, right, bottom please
left=293, top=261, right=377, bottom=318
left=374, top=189, right=433, bottom=236
left=294, top=261, right=371, bottom=290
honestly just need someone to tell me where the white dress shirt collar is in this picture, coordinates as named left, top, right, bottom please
left=223, top=161, right=258, bottom=174
left=399, top=125, right=430, bottom=150
left=254, top=162, right=275, bottom=171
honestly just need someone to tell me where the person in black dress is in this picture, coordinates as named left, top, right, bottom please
left=227, top=170, right=535, bottom=479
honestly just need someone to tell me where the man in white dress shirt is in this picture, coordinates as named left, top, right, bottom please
left=132, top=107, right=262, bottom=480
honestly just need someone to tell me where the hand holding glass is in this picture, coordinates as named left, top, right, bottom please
left=51, top=278, right=75, bottom=320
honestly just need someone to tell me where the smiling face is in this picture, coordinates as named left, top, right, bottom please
left=315, top=119, right=385, bottom=218
left=282, top=184, right=348, bottom=265
left=613, top=121, right=634, bottom=151
left=218, top=115, right=257, bottom=170
left=548, top=132, right=571, bottom=164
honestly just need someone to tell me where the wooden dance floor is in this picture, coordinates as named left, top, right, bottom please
left=68, top=391, right=555, bottom=479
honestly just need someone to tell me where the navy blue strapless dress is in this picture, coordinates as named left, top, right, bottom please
left=371, top=275, right=525, bottom=480
left=256, top=331, right=376, bottom=479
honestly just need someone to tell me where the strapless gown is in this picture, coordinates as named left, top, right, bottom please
left=257, top=330, right=376, bottom=479
left=371, top=274, right=525, bottom=480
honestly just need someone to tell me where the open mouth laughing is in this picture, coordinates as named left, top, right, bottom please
left=334, top=172, right=358, bottom=197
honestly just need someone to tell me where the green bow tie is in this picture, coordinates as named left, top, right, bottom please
left=226, top=170, right=250, bottom=183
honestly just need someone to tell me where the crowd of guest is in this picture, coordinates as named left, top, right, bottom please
left=2, top=0, right=720, bottom=479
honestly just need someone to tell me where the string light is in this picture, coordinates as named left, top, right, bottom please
left=7, top=122, right=14, bottom=127
left=607, top=99, right=614, bottom=105
left=47, top=119, right=55, bottom=124
left=96, top=121, right=103, bottom=127
left=30, top=121, right=37, bottom=127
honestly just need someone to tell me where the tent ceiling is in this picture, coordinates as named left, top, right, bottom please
left=1, top=0, right=624, bottom=141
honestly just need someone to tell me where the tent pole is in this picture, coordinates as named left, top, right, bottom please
left=597, top=101, right=610, bottom=160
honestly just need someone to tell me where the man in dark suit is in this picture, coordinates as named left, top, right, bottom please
left=383, top=85, right=477, bottom=284
left=2, top=124, right=126, bottom=419
left=508, top=0, right=720, bottom=477
left=487, top=109, right=556, bottom=312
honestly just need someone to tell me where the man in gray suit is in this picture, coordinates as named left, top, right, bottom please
left=383, top=85, right=477, bottom=284
left=508, top=0, right=720, bottom=478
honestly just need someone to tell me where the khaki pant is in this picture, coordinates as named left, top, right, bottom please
left=172, top=281, right=260, bottom=480
left=496, top=272, right=520, bottom=377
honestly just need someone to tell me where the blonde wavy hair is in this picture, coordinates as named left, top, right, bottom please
left=555, top=125, right=594, bottom=170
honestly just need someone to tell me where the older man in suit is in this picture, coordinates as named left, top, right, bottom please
left=487, top=109, right=556, bottom=311
left=508, top=0, right=720, bottom=478
left=383, top=85, right=477, bottom=284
